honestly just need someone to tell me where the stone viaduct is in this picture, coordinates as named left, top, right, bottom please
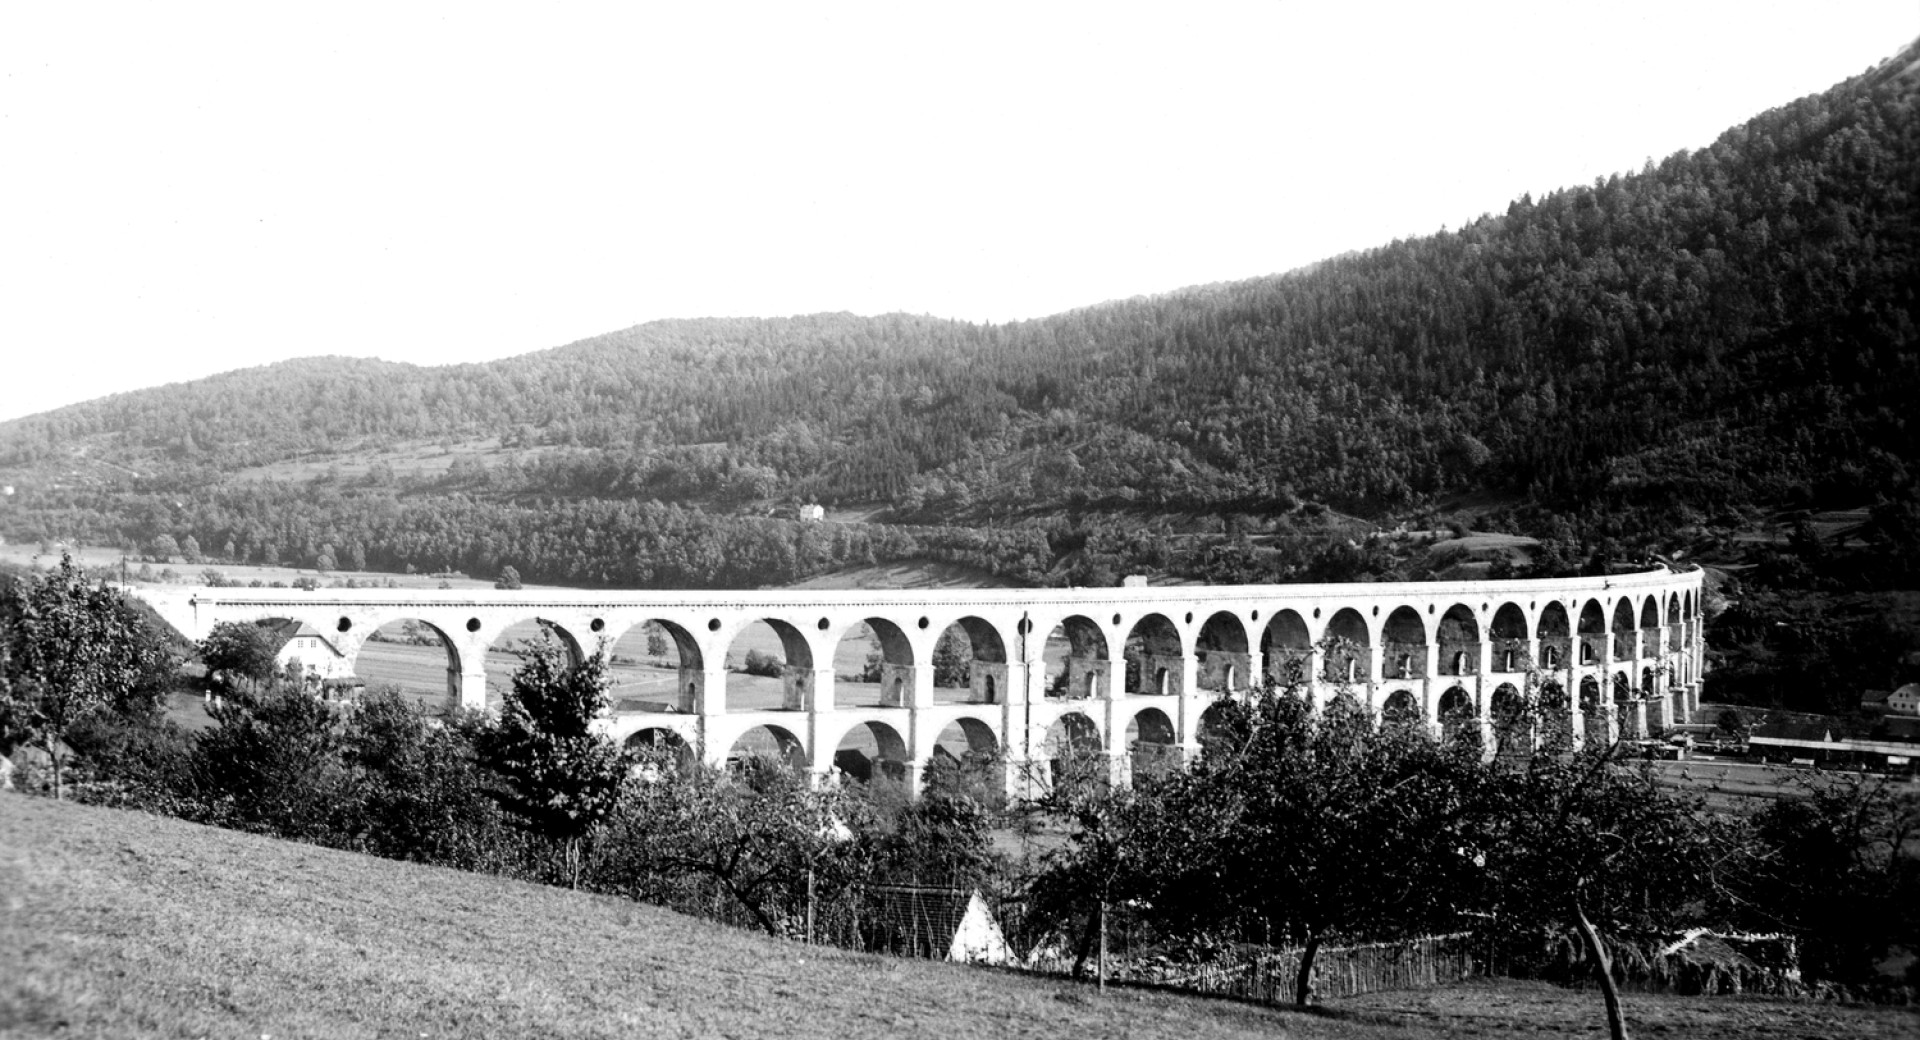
left=136, top=567, right=1705, bottom=799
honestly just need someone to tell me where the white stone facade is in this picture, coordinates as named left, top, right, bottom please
left=136, top=567, right=1706, bottom=799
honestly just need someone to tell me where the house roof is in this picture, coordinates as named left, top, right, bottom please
left=1750, top=721, right=1834, bottom=743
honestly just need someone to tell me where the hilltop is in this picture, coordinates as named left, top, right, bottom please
left=0, top=40, right=1914, bottom=598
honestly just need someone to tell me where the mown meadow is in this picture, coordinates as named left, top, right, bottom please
left=7, top=795, right=1917, bottom=1040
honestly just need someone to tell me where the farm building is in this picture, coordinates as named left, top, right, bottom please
left=1748, top=717, right=1920, bottom=772
left=1889, top=683, right=1920, bottom=716
left=269, top=621, right=355, bottom=684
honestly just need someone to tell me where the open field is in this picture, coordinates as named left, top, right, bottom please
left=785, top=561, right=1020, bottom=589
left=0, top=543, right=518, bottom=592
left=227, top=436, right=555, bottom=483
left=6, top=795, right=1917, bottom=1040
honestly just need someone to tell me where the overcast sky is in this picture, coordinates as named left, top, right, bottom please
left=1, top=2, right=1911, bottom=424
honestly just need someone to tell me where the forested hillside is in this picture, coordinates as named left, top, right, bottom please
left=2, top=44, right=1915, bottom=610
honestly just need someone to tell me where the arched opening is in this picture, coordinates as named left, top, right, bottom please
left=1491, top=683, right=1530, bottom=761
left=1196, top=612, right=1249, bottom=693
left=725, top=619, right=815, bottom=713
left=1437, top=604, right=1480, bottom=676
left=1491, top=603, right=1529, bottom=673
left=926, top=718, right=1003, bottom=807
left=625, top=727, right=695, bottom=774
left=607, top=619, right=704, bottom=714
left=1667, top=592, right=1685, bottom=655
left=1260, top=610, right=1312, bottom=688
left=931, top=617, right=1007, bottom=706
left=830, top=720, right=910, bottom=787
left=728, top=723, right=809, bottom=775
left=1537, top=602, right=1571, bottom=672
left=1321, top=607, right=1371, bottom=685
left=1381, top=607, right=1426, bottom=681
left=1613, top=671, right=1638, bottom=740
left=1439, top=685, right=1477, bottom=751
left=1042, top=712, right=1105, bottom=793
left=1043, top=616, right=1108, bottom=700
left=1539, top=681, right=1573, bottom=750
left=1639, top=598, right=1661, bottom=658
left=1381, top=689, right=1423, bottom=736
left=1123, top=614, right=1183, bottom=696
left=1611, top=600, right=1637, bottom=660
left=833, top=618, right=916, bottom=709
left=1640, top=666, right=1660, bottom=733
left=1126, top=707, right=1180, bottom=783
left=1197, top=700, right=1245, bottom=757
left=485, top=618, right=586, bottom=712
left=1577, top=601, right=1607, bottom=665
left=1579, top=675, right=1603, bottom=720
left=354, top=617, right=461, bottom=712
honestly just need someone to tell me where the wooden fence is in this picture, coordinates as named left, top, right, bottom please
left=1146, top=933, right=1480, bottom=1004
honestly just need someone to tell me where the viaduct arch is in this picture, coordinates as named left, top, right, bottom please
left=137, top=568, right=1706, bottom=801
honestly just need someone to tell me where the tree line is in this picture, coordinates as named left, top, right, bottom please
left=1, top=47, right=1914, bottom=565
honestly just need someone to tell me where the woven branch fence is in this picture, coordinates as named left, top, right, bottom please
left=1145, top=933, right=1480, bottom=1004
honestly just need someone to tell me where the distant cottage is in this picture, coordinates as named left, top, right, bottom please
left=1889, top=683, right=1920, bottom=716
left=270, top=621, right=354, bottom=684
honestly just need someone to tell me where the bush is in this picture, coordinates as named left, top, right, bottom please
left=342, top=691, right=524, bottom=873
left=188, top=682, right=355, bottom=843
left=742, top=649, right=784, bottom=678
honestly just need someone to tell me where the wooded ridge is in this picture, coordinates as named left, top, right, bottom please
left=0, top=42, right=1914, bottom=598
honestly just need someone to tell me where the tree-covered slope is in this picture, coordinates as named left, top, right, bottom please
left=0, top=42, right=1915, bottom=589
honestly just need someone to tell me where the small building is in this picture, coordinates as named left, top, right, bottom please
left=798, top=503, right=826, bottom=523
left=1749, top=718, right=1920, bottom=773
left=272, top=621, right=355, bottom=684
left=1888, top=683, right=1920, bottom=716
left=863, top=885, right=1010, bottom=965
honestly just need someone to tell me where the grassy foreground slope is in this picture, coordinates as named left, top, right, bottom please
left=0, top=797, right=1328, bottom=1040
left=3, top=796, right=1916, bottom=1040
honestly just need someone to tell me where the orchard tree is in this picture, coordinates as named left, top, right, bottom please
left=869, top=789, right=998, bottom=888
left=191, top=673, right=351, bottom=842
left=198, top=621, right=283, bottom=699
left=494, top=566, right=523, bottom=590
left=342, top=690, right=513, bottom=871
left=1191, top=685, right=1490, bottom=1004
left=1030, top=751, right=1238, bottom=988
left=931, top=629, right=972, bottom=688
left=0, top=555, right=170, bottom=798
left=476, top=634, right=629, bottom=887
left=599, top=755, right=872, bottom=939
left=1483, top=744, right=1724, bottom=1040
left=1743, top=775, right=1920, bottom=987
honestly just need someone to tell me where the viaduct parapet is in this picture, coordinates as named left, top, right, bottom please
left=135, top=568, right=1705, bottom=799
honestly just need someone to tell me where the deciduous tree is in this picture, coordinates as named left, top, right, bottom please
left=0, top=555, right=170, bottom=798
left=198, top=621, right=283, bottom=699
left=1483, top=745, right=1722, bottom=1040
left=476, top=634, right=629, bottom=888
